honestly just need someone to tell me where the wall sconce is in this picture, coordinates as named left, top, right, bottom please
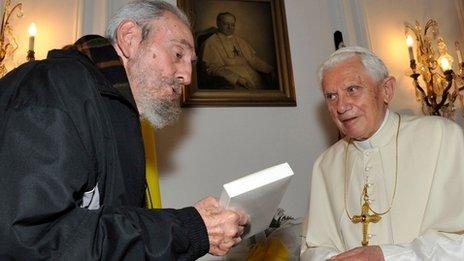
left=0, top=0, right=23, bottom=77
left=404, top=19, right=464, bottom=119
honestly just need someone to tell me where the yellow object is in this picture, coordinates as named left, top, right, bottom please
left=141, top=119, right=162, bottom=208
left=248, top=238, right=289, bottom=261
left=28, top=23, right=37, bottom=37
left=406, top=35, right=414, bottom=47
left=438, top=55, right=452, bottom=71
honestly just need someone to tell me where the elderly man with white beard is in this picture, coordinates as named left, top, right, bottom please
left=0, top=1, right=248, bottom=260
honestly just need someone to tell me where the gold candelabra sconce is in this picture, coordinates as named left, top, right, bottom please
left=0, top=0, right=23, bottom=77
left=404, top=19, right=464, bottom=119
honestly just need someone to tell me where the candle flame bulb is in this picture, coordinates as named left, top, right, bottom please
left=406, top=35, right=415, bottom=61
left=406, top=35, right=414, bottom=47
left=28, top=23, right=36, bottom=52
left=28, top=23, right=37, bottom=37
left=439, top=56, right=451, bottom=72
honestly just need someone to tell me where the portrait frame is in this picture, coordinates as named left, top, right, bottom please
left=177, top=0, right=296, bottom=106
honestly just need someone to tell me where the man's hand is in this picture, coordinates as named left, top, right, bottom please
left=329, top=246, right=384, bottom=261
left=194, top=197, right=249, bottom=256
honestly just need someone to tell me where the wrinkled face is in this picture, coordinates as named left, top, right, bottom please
left=127, top=12, right=195, bottom=128
left=217, top=14, right=235, bottom=36
left=322, top=57, right=391, bottom=140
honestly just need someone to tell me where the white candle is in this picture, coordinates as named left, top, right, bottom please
left=406, top=35, right=414, bottom=61
left=28, top=23, right=37, bottom=52
left=456, top=41, right=463, bottom=64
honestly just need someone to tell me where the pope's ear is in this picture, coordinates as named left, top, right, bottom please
left=115, top=20, right=142, bottom=59
left=382, top=76, right=396, bottom=104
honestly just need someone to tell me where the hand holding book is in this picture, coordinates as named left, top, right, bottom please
left=194, top=196, right=249, bottom=256
left=219, top=163, right=294, bottom=239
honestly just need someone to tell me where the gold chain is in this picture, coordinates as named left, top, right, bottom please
left=344, top=113, right=401, bottom=220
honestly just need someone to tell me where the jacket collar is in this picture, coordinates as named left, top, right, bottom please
left=48, top=35, right=138, bottom=112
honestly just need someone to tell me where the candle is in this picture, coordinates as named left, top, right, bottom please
left=456, top=41, right=463, bottom=64
left=406, top=35, right=414, bottom=61
left=438, top=56, right=451, bottom=71
left=28, top=23, right=37, bottom=52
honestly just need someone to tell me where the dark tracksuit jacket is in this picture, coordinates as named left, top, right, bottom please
left=0, top=35, right=209, bottom=260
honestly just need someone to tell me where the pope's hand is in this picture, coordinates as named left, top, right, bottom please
left=194, top=196, right=249, bottom=256
left=329, top=246, right=384, bottom=261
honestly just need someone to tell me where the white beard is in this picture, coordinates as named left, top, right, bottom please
left=127, top=48, right=182, bottom=129
left=138, top=77, right=182, bottom=129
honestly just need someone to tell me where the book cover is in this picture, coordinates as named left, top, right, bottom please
left=219, top=162, right=294, bottom=238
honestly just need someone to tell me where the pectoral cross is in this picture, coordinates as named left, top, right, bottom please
left=232, top=46, right=241, bottom=57
left=351, top=184, right=381, bottom=246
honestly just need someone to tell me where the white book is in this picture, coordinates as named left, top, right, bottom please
left=219, top=162, right=294, bottom=238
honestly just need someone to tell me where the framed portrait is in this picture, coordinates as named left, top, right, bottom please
left=177, top=0, right=295, bottom=106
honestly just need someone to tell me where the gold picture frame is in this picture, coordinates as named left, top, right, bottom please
left=177, top=0, right=295, bottom=106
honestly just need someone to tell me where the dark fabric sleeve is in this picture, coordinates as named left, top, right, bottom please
left=0, top=62, right=209, bottom=260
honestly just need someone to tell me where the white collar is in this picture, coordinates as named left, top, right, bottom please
left=354, top=109, right=390, bottom=149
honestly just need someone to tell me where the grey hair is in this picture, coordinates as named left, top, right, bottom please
left=318, top=46, right=389, bottom=86
left=106, top=0, right=190, bottom=44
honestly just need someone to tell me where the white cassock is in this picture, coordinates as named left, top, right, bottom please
left=201, top=33, right=273, bottom=89
left=301, top=110, right=464, bottom=260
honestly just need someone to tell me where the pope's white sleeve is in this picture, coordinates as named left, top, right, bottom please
left=380, top=231, right=464, bottom=260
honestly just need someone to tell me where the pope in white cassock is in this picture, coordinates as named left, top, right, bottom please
left=301, top=46, right=464, bottom=260
left=201, top=12, right=274, bottom=90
